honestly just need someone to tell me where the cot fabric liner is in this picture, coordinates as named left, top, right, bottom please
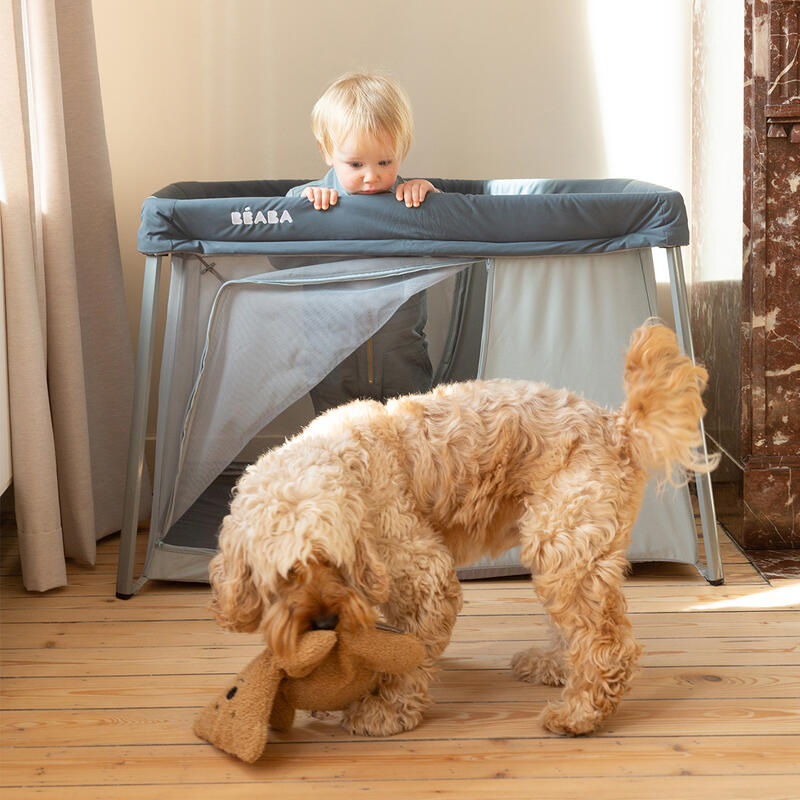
left=138, top=178, right=689, bottom=257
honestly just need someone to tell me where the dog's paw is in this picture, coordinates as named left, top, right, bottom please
left=540, top=701, right=601, bottom=737
left=511, top=648, right=567, bottom=686
left=342, top=693, right=424, bottom=737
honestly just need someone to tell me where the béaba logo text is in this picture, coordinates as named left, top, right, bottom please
left=231, top=207, right=294, bottom=225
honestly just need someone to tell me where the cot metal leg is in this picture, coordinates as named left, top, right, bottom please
left=116, top=255, right=163, bottom=599
left=475, top=259, right=495, bottom=379
left=665, top=247, right=724, bottom=585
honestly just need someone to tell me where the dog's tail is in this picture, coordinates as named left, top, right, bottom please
left=620, top=320, right=719, bottom=483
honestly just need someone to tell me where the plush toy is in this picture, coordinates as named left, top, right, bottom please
left=194, top=624, right=426, bottom=762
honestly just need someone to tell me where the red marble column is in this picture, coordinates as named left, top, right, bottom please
left=741, top=0, right=800, bottom=548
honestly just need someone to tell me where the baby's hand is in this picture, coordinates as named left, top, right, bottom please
left=396, top=180, right=439, bottom=208
left=301, top=186, right=338, bottom=210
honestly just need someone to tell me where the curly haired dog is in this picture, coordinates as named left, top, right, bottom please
left=209, top=321, right=716, bottom=737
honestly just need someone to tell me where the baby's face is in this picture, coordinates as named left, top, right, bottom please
left=325, top=132, right=400, bottom=195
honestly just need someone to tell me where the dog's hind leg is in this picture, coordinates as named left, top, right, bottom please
left=517, top=498, right=642, bottom=736
left=511, top=619, right=568, bottom=687
left=342, top=540, right=462, bottom=737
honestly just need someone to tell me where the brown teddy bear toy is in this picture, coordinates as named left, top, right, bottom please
left=194, top=624, right=426, bottom=763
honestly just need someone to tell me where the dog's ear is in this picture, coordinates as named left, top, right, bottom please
left=345, top=537, right=389, bottom=604
left=208, top=517, right=265, bottom=632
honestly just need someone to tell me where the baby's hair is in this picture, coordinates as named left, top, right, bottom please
left=311, top=72, right=413, bottom=161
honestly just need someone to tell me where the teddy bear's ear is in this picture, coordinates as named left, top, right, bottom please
left=194, top=650, right=282, bottom=763
left=275, top=629, right=338, bottom=678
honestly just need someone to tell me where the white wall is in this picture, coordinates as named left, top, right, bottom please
left=691, top=0, right=744, bottom=283
left=92, top=0, right=694, bottom=441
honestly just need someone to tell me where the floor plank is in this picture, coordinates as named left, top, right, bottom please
left=3, top=698, right=799, bottom=748
left=3, top=737, right=799, bottom=784
left=2, top=665, right=799, bottom=710
left=5, top=605, right=799, bottom=646
left=1, top=775, right=799, bottom=800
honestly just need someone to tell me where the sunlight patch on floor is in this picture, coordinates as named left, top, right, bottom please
left=690, top=581, right=800, bottom=611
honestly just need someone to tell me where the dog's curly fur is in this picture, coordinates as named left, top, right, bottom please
left=210, top=321, right=716, bottom=737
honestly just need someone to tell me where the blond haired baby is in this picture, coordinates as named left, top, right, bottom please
left=288, top=72, right=440, bottom=414
left=288, top=72, right=438, bottom=209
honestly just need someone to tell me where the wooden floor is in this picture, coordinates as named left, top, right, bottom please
left=1, top=521, right=799, bottom=800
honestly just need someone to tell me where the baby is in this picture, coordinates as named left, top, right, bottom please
left=287, top=72, right=438, bottom=209
left=288, top=73, right=440, bottom=414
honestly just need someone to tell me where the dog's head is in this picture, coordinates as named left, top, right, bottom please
left=208, top=454, right=390, bottom=658
left=257, top=558, right=383, bottom=657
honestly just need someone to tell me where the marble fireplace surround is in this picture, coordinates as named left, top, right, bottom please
left=692, top=0, right=798, bottom=550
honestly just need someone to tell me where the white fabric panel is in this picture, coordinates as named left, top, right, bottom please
left=475, top=250, right=697, bottom=566
left=145, top=543, right=216, bottom=583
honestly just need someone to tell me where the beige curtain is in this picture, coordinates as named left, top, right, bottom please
left=0, top=0, right=149, bottom=591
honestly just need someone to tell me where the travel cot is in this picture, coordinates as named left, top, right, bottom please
left=116, top=178, right=723, bottom=597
